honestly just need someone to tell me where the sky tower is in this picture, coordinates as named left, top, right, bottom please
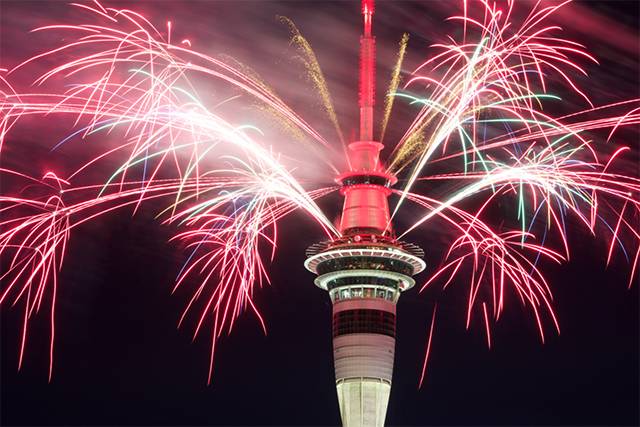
left=305, top=1, right=425, bottom=425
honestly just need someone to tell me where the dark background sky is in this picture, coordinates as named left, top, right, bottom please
left=1, top=1, right=639, bottom=426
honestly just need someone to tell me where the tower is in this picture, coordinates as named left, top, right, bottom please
left=304, top=1, right=425, bottom=425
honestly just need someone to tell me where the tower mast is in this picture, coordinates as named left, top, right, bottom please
left=359, top=0, right=375, bottom=142
left=305, top=1, right=426, bottom=426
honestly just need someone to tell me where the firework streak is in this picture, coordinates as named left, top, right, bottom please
left=1, top=1, right=638, bottom=383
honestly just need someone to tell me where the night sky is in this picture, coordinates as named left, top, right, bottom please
left=1, top=1, right=639, bottom=426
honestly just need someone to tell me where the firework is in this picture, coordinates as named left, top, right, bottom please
left=0, top=0, right=638, bottom=397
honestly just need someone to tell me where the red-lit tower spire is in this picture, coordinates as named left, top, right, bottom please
left=306, top=2, right=424, bottom=426
left=338, top=0, right=395, bottom=236
left=360, top=0, right=375, bottom=142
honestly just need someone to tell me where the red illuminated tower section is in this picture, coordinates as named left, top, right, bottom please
left=359, top=0, right=375, bottom=143
left=305, top=1, right=425, bottom=426
left=340, top=0, right=391, bottom=238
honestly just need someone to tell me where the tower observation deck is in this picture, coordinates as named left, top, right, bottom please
left=305, top=2, right=425, bottom=425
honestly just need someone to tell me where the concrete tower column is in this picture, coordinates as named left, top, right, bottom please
left=305, top=246, right=425, bottom=427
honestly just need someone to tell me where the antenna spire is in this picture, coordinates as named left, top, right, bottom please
left=359, top=0, right=376, bottom=142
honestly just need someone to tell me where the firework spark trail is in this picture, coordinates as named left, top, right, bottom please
left=375, top=2, right=640, bottom=356
left=1, top=11, right=341, bottom=228
left=6, top=3, right=338, bottom=162
left=395, top=189, right=565, bottom=339
left=0, top=166, right=338, bottom=379
left=279, top=16, right=346, bottom=148
left=397, top=153, right=640, bottom=293
left=418, top=304, right=437, bottom=389
left=379, top=32, right=409, bottom=143
left=388, top=0, right=607, bottom=209
left=393, top=149, right=639, bottom=365
left=0, top=71, right=24, bottom=153
left=218, top=55, right=311, bottom=147
left=0, top=130, right=336, bottom=378
left=0, top=2, right=345, bottom=370
left=0, top=2, right=346, bottom=376
left=0, top=171, right=70, bottom=381
left=401, top=158, right=640, bottom=242
left=0, top=0, right=638, bottom=383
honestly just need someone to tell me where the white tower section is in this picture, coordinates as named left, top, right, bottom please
left=306, top=244, right=425, bottom=426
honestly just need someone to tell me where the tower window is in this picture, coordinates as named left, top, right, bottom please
left=333, top=309, right=395, bottom=337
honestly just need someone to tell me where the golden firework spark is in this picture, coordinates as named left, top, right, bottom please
left=380, top=33, right=409, bottom=143
left=279, top=16, right=345, bottom=146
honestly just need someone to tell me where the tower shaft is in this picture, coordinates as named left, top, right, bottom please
left=333, top=299, right=395, bottom=426
left=306, top=243, right=424, bottom=427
